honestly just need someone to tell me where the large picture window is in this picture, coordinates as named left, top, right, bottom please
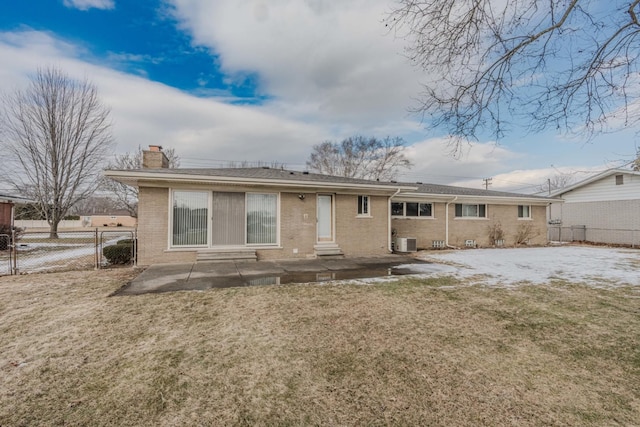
left=455, top=203, right=487, bottom=218
left=172, top=191, right=209, bottom=246
left=247, top=193, right=277, bottom=244
left=171, top=190, right=278, bottom=247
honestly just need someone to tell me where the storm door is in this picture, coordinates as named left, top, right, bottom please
left=317, top=194, right=334, bottom=242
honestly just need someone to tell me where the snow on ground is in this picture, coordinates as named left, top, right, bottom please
left=403, top=246, right=639, bottom=288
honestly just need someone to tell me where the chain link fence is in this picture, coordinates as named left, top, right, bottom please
left=548, top=226, right=640, bottom=247
left=0, top=229, right=136, bottom=276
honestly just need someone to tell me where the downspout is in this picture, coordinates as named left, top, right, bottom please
left=445, top=196, right=458, bottom=249
left=388, top=188, right=402, bottom=252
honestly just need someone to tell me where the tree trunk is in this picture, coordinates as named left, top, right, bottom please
left=49, top=221, right=59, bottom=239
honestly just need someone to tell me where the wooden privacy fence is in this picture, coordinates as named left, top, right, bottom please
left=0, top=229, right=136, bottom=276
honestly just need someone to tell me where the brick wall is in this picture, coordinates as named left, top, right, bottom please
left=137, top=186, right=196, bottom=265
left=393, top=203, right=548, bottom=249
left=0, top=202, right=12, bottom=227
left=335, top=194, right=390, bottom=256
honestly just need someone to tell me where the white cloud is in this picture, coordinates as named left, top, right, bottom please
left=167, top=0, right=424, bottom=130
left=63, top=0, right=115, bottom=11
left=0, top=30, right=328, bottom=166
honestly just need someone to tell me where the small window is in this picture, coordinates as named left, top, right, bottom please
left=357, top=195, right=370, bottom=215
left=616, top=174, right=624, bottom=185
left=518, top=205, right=531, bottom=219
left=455, top=203, right=487, bottom=218
left=391, top=202, right=404, bottom=216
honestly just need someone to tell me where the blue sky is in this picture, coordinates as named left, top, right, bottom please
left=0, top=0, right=638, bottom=192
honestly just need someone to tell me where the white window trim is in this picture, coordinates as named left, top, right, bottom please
left=169, top=189, right=210, bottom=249
left=245, top=191, right=280, bottom=247
left=517, top=204, right=532, bottom=220
left=454, top=203, right=488, bottom=220
left=356, top=195, right=372, bottom=217
left=391, top=201, right=434, bottom=219
left=168, top=189, right=281, bottom=249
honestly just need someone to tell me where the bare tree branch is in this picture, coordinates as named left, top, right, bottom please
left=0, top=66, right=114, bottom=238
left=306, top=136, right=412, bottom=180
left=387, top=0, right=640, bottom=148
left=101, top=146, right=180, bottom=217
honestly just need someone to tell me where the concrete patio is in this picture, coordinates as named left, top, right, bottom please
left=115, top=255, right=429, bottom=295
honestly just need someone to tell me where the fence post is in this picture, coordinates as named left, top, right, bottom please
left=11, top=229, right=17, bottom=275
left=94, top=228, right=99, bottom=270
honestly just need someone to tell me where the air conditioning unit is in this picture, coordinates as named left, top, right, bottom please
left=395, top=237, right=417, bottom=252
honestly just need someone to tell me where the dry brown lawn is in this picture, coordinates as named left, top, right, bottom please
left=1, top=269, right=639, bottom=426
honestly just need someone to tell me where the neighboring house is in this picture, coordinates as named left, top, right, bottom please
left=80, top=213, right=137, bottom=228
left=104, top=146, right=556, bottom=265
left=1, top=193, right=33, bottom=249
left=0, top=193, right=33, bottom=229
left=549, top=168, right=640, bottom=245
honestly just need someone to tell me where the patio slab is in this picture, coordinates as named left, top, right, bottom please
left=114, top=255, right=430, bottom=295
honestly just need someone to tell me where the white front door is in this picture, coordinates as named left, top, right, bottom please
left=317, top=194, right=333, bottom=242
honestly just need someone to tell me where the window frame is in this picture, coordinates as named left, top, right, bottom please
left=391, top=201, right=434, bottom=218
left=357, top=195, right=370, bottom=217
left=169, top=189, right=280, bottom=249
left=170, top=189, right=210, bottom=248
left=454, top=203, right=487, bottom=219
left=517, top=204, right=532, bottom=220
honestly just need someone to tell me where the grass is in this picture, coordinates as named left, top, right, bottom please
left=1, top=270, right=639, bottom=426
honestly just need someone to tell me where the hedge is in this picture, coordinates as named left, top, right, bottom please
left=103, top=241, right=134, bottom=265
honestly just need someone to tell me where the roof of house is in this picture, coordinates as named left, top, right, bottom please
left=550, top=168, right=640, bottom=197
left=104, top=167, right=557, bottom=202
left=0, top=193, right=35, bottom=203
left=104, top=167, right=419, bottom=192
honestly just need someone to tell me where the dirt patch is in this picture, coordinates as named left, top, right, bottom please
left=1, top=269, right=639, bottom=425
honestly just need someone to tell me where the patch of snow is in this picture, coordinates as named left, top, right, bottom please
left=407, top=246, right=639, bottom=287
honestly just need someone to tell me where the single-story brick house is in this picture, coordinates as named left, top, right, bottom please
left=104, top=147, right=556, bottom=265
left=549, top=168, right=640, bottom=245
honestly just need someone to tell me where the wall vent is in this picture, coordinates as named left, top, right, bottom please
left=495, top=239, right=505, bottom=247
left=395, top=237, right=417, bottom=252
left=465, top=239, right=477, bottom=248
left=432, top=240, right=445, bottom=248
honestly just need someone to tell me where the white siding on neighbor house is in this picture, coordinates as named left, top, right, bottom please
left=561, top=173, right=640, bottom=203
left=553, top=200, right=640, bottom=230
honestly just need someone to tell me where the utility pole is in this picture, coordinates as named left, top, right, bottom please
left=483, top=177, right=492, bottom=190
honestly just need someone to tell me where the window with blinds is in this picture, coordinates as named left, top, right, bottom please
left=171, top=190, right=279, bottom=247
left=172, top=191, right=209, bottom=246
left=246, top=193, right=277, bottom=244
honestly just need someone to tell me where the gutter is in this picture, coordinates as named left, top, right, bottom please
left=388, top=187, right=402, bottom=252
left=445, top=196, right=458, bottom=249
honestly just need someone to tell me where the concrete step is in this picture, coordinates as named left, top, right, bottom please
left=197, top=249, right=257, bottom=263
left=314, top=244, right=344, bottom=258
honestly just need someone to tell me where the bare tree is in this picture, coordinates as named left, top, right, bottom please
left=537, top=174, right=575, bottom=194
left=102, top=146, right=180, bottom=217
left=387, top=1, right=640, bottom=150
left=633, top=147, right=640, bottom=171
left=0, top=67, right=113, bottom=238
left=306, top=136, right=412, bottom=180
